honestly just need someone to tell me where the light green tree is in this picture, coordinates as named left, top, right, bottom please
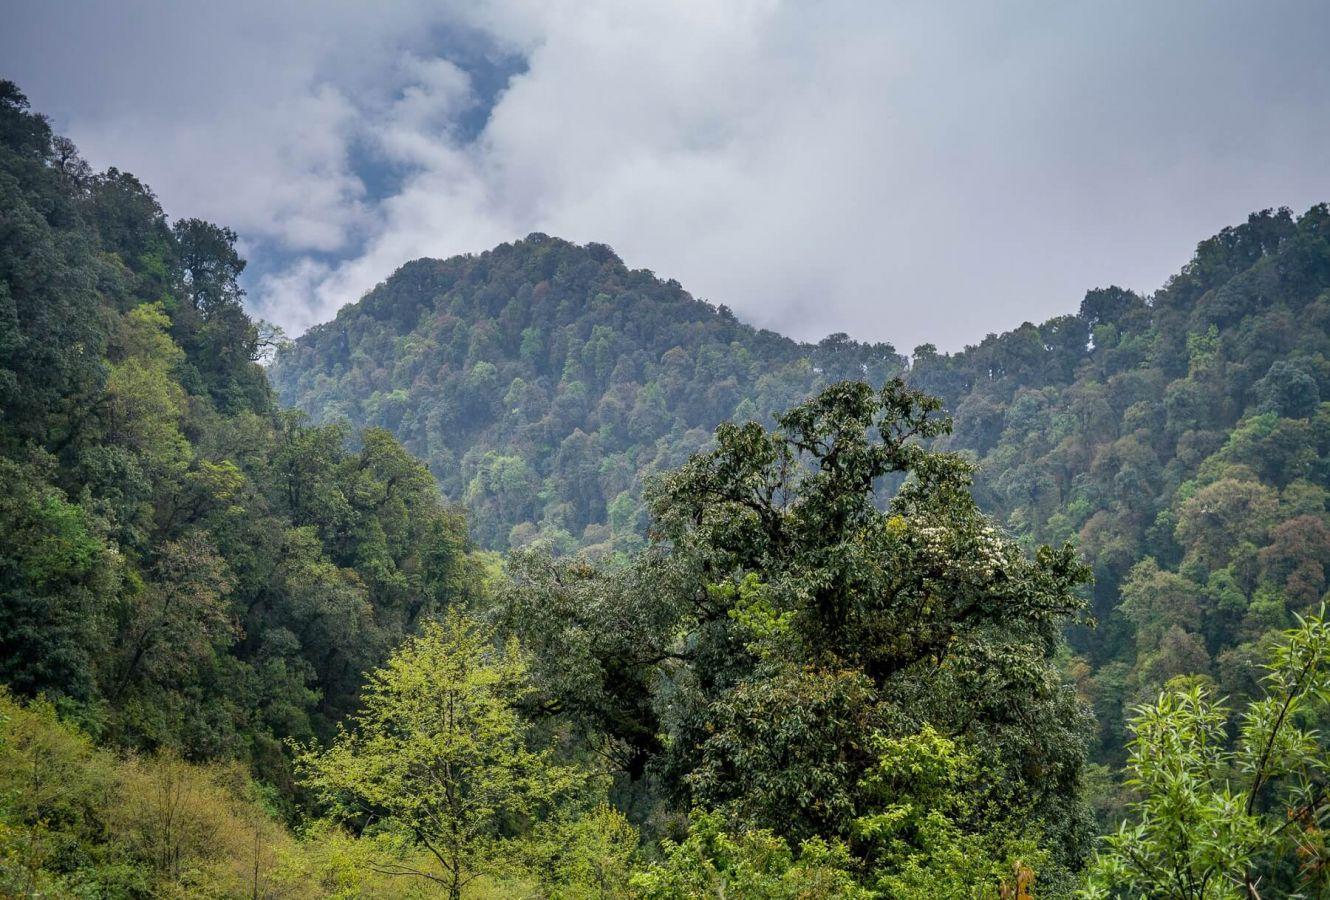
left=520, top=803, right=639, bottom=899
left=1082, top=607, right=1330, bottom=898
left=855, top=725, right=1047, bottom=899
left=629, top=810, right=867, bottom=900
left=297, top=611, right=583, bottom=899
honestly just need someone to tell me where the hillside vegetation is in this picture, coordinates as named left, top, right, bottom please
left=276, top=199, right=1330, bottom=774
left=0, top=80, right=489, bottom=893
left=271, top=238, right=904, bottom=551
left=7, top=75, right=1330, bottom=897
left=912, top=206, right=1330, bottom=771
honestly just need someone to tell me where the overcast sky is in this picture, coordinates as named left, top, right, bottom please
left=4, top=1, right=1329, bottom=350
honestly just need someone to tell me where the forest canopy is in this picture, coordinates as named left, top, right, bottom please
left=6, top=75, right=1330, bottom=897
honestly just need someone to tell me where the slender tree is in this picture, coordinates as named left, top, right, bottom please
left=1083, top=607, right=1330, bottom=898
left=296, top=611, right=582, bottom=899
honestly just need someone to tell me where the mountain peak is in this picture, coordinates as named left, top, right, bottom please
left=272, top=234, right=905, bottom=549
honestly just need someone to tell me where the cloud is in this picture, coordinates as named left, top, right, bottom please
left=86, top=83, right=366, bottom=254
left=5, top=1, right=1330, bottom=348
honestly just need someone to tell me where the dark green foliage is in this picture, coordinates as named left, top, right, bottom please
left=911, top=205, right=1330, bottom=794
left=273, top=129, right=1330, bottom=883
left=499, top=380, right=1095, bottom=891
left=0, top=82, right=477, bottom=791
left=8, top=73, right=1330, bottom=895
left=271, top=235, right=905, bottom=552
left=496, top=549, right=679, bottom=779
left=649, top=381, right=1093, bottom=868
left=0, top=455, right=119, bottom=700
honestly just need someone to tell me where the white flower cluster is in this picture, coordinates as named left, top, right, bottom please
left=972, top=524, right=1013, bottom=580
left=911, top=521, right=1013, bottom=582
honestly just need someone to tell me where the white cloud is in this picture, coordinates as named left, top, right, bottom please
left=88, top=83, right=366, bottom=253
left=6, top=0, right=1330, bottom=347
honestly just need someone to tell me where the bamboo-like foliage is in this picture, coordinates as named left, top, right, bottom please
left=1083, top=607, right=1330, bottom=898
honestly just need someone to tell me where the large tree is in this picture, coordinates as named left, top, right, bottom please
left=504, top=379, right=1095, bottom=889
left=646, top=379, right=1094, bottom=872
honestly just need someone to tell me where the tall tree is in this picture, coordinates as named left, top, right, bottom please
left=647, top=380, right=1094, bottom=874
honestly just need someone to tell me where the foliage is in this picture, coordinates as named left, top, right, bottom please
left=0, top=689, right=316, bottom=898
left=272, top=237, right=906, bottom=553
left=1082, top=608, right=1330, bottom=898
left=296, top=611, right=586, bottom=899
left=629, top=810, right=868, bottom=900
left=0, top=80, right=478, bottom=784
left=498, top=379, right=1095, bottom=891
left=520, top=804, right=640, bottom=899
left=646, top=380, right=1094, bottom=874
left=8, top=73, right=1330, bottom=896
left=494, top=549, right=681, bottom=778
left=855, top=726, right=1049, bottom=898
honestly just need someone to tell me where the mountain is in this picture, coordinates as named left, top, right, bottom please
left=270, top=236, right=905, bottom=551
left=1, top=76, right=1095, bottom=892
left=915, top=206, right=1330, bottom=766
left=9, top=66, right=1330, bottom=894
left=274, top=205, right=1330, bottom=774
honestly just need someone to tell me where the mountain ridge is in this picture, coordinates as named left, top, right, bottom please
left=273, top=231, right=908, bottom=550
left=8, top=68, right=1330, bottom=891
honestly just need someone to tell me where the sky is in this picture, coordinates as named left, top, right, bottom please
left=4, top=1, right=1329, bottom=351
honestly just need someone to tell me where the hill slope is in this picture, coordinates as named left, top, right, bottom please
left=274, top=206, right=1330, bottom=768
left=0, top=79, right=477, bottom=780
left=918, top=205, right=1330, bottom=763
left=272, top=236, right=904, bottom=550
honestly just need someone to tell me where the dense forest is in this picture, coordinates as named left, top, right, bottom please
left=912, top=207, right=1330, bottom=788
left=270, top=239, right=905, bottom=553
left=274, top=198, right=1330, bottom=779
left=6, top=77, right=1330, bottom=898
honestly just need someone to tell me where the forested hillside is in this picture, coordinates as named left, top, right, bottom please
left=0, top=78, right=481, bottom=759
left=271, top=239, right=904, bottom=551
left=274, top=199, right=1330, bottom=776
left=0, top=81, right=485, bottom=894
left=8, top=74, right=1330, bottom=897
left=911, top=207, right=1330, bottom=772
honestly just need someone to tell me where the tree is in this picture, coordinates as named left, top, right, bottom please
left=0, top=691, right=114, bottom=896
left=1118, top=558, right=1202, bottom=652
left=1254, top=360, right=1320, bottom=419
left=855, top=726, right=1047, bottom=899
left=1079, top=286, right=1144, bottom=328
left=648, top=380, right=1093, bottom=868
left=111, top=534, right=236, bottom=705
left=0, top=458, right=120, bottom=700
left=521, top=804, right=639, bottom=899
left=495, top=549, right=681, bottom=778
left=296, top=611, right=583, bottom=899
left=172, top=218, right=245, bottom=316
left=1258, top=515, right=1330, bottom=605
left=629, top=810, right=867, bottom=900
left=1174, top=478, right=1278, bottom=571
left=686, top=664, right=876, bottom=841
left=104, top=303, right=190, bottom=478
left=1083, top=607, right=1330, bottom=898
